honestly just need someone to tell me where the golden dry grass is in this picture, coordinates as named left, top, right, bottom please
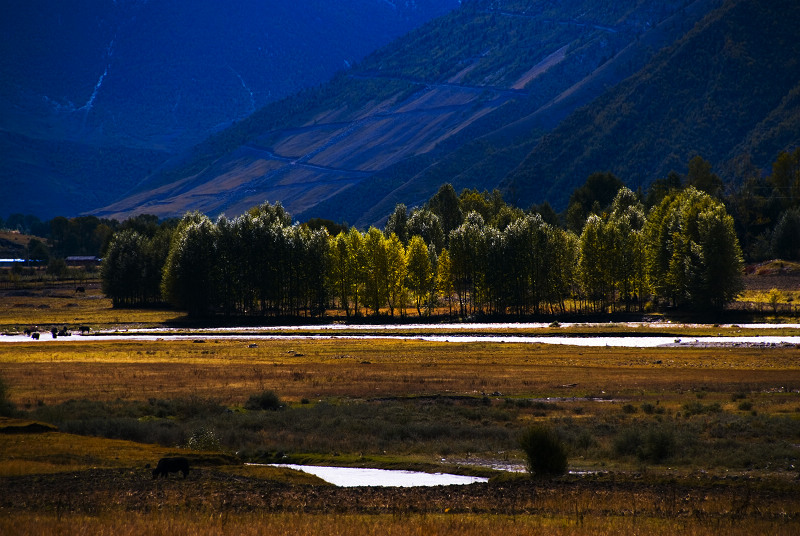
left=2, top=512, right=798, bottom=536
left=2, top=290, right=800, bottom=535
left=0, top=425, right=187, bottom=477
left=0, top=284, right=183, bottom=330
left=1, top=338, right=798, bottom=407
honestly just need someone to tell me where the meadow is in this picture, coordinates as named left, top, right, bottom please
left=1, top=283, right=799, bottom=534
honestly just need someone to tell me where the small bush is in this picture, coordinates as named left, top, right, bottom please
left=641, top=402, right=665, bottom=415
left=737, top=401, right=753, bottom=411
left=613, top=428, right=642, bottom=457
left=519, top=426, right=568, bottom=477
left=640, top=428, right=675, bottom=463
left=572, top=429, right=597, bottom=451
left=613, top=425, right=675, bottom=463
left=622, top=404, right=637, bottom=414
left=245, top=390, right=283, bottom=411
left=682, top=401, right=721, bottom=417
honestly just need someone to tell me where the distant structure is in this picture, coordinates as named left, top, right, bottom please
left=65, top=256, right=101, bottom=267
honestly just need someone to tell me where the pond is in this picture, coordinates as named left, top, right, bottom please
left=257, top=464, right=489, bottom=487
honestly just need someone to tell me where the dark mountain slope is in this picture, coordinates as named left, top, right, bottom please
left=315, top=0, right=723, bottom=225
left=98, top=0, right=712, bottom=224
left=0, top=130, right=165, bottom=218
left=0, top=0, right=459, bottom=218
left=501, top=0, right=800, bottom=210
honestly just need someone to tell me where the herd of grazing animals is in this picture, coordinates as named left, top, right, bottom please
left=22, top=325, right=90, bottom=339
left=18, top=287, right=89, bottom=339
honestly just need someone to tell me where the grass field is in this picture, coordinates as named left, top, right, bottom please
left=1, top=285, right=800, bottom=534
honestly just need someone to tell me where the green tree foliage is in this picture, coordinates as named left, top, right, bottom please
left=428, top=183, right=462, bottom=238
left=405, top=235, right=434, bottom=316
left=100, top=169, right=748, bottom=318
left=529, top=201, right=559, bottom=227
left=686, top=155, right=723, bottom=197
left=644, top=171, right=683, bottom=209
left=579, top=188, right=647, bottom=312
left=607, top=188, right=647, bottom=310
left=49, top=215, right=115, bottom=257
left=3, top=213, right=48, bottom=236
left=26, top=239, right=49, bottom=265
left=146, top=203, right=332, bottom=317
left=304, top=217, right=347, bottom=237
left=768, top=148, right=800, bottom=206
left=101, top=223, right=173, bottom=307
left=345, top=228, right=367, bottom=316
left=644, top=187, right=744, bottom=309
left=771, top=208, right=800, bottom=260
left=118, top=214, right=161, bottom=237
left=102, top=230, right=145, bottom=307
left=579, top=214, right=613, bottom=311
left=385, top=204, right=409, bottom=244
left=329, top=232, right=353, bottom=317
left=161, top=214, right=219, bottom=316
left=363, top=227, right=390, bottom=316
left=407, top=208, right=445, bottom=253
left=502, top=214, right=574, bottom=315
left=565, top=172, right=624, bottom=232
left=449, top=212, right=488, bottom=316
left=385, top=233, right=408, bottom=316
left=436, top=248, right=455, bottom=316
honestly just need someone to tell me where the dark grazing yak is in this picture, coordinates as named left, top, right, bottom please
left=152, top=456, right=190, bottom=479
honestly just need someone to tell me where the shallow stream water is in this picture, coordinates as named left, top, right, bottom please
left=3, top=326, right=800, bottom=347
left=256, top=464, right=489, bottom=487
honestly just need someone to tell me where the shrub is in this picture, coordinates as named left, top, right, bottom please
left=245, top=390, right=283, bottom=411
left=613, top=425, right=675, bottom=463
left=640, top=428, right=675, bottom=463
left=641, top=402, right=665, bottom=415
left=571, top=429, right=597, bottom=451
left=519, top=426, right=568, bottom=477
left=682, top=401, right=722, bottom=417
left=613, top=428, right=642, bottom=457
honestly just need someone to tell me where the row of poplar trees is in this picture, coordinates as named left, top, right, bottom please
left=102, top=185, right=744, bottom=317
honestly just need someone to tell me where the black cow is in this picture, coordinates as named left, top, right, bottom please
left=31, top=332, right=40, bottom=340
left=152, top=457, right=190, bottom=479
left=79, top=326, right=90, bottom=335
left=76, top=286, right=85, bottom=293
